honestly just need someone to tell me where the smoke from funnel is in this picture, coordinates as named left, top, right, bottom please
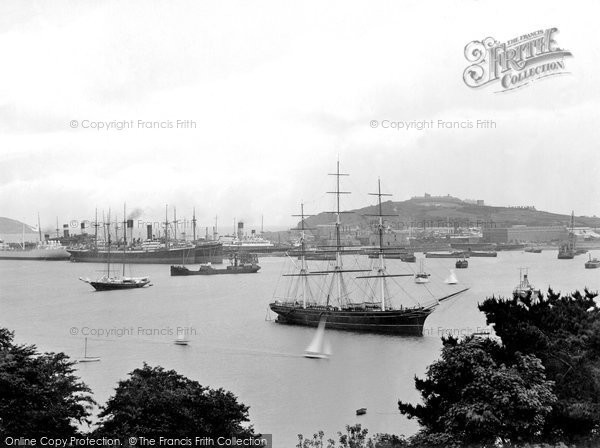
left=127, top=207, right=144, bottom=220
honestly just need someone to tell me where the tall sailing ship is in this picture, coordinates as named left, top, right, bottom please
left=269, top=163, right=468, bottom=336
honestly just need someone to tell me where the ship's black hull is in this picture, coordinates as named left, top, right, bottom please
left=90, top=281, right=150, bottom=291
left=170, top=265, right=260, bottom=276
left=425, top=252, right=470, bottom=259
left=269, top=303, right=433, bottom=335
left=557, top=252, right=574, bottom=259
left=367, top=253, right=416, bottom=262
left=468, top=251, right=497, bottom=258
left=68, top=242, right=222, bottom=264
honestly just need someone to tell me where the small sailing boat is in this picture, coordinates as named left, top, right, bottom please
left=77, top=338, right=100, bottom=363
left=304, top=317, right=331, bottom=359
left=414, top=260, right=430, bottom=284
left=444, top=269, right=458, bottom=285
left=174, top=328, right=190, bottom=345
left=80, top=205, right=151, bottom=291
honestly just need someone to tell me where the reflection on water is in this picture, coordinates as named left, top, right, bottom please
left=0, top=250, right=598, bottom=445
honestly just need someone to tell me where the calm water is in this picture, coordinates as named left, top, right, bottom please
left=1, top=251, right=599, bottom=446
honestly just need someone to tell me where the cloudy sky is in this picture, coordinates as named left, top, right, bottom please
left=1, top=0, right=598, bottom=233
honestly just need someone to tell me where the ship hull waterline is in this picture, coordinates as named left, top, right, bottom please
left=89, top=281, right=151, bottom=291
left=170, top=265, right=260, bottom=276
left=68, top=244, right=223, bottom=265
left=269, top=289, right=469, bottom=336
left=269, top=305, right=432, bottom=335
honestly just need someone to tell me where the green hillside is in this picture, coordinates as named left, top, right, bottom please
left=303, top=196, right=600, bottom=230
left=0, top=217, right=37, bottom=234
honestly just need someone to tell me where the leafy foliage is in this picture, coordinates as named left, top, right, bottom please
left=398, top=336, right=556, bottom=446
left=479, top=288, right=600, bottom=439
left=0, top=328, right=94, bottom=438
left=296, top=425, right=408, bottom=448
left=95, top=363, right=256, bottom=439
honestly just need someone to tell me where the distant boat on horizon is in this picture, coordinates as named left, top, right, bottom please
left=585, top=253, right=600, bottom=269
left=414, top=260, right=431, bottom=284
left=558, top=211, right=576, bottom=259
left=513, top=268, right=540, bottom=298
left=174, top=329, right=190, bottom=345
left=455, top=257, right=469, bottom=269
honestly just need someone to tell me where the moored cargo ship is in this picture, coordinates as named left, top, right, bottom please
left=68, top=241, right=222, bottom=264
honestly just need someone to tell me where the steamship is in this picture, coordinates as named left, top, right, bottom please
left=268, top=163, right=468, bottom=336
left=68, top=242, right=222, bottom=264
left=0, top=216, right=70, bottom=261
left=68, top=208, right=223, bottom=264
left=220, top=221, right=278, bottom=254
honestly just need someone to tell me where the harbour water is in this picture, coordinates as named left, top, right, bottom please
left=1, top=251, right=599, bottom=446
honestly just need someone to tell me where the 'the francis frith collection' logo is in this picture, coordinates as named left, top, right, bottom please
left=463, top=28, right=572, bottom=92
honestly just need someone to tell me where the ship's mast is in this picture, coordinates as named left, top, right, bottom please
left=94, top=208, right=99, bottom=250
left=37, top=213, right=42, bottom=242
left=328, top=160, right=350, bottom=306
left=570, top=210, right=575, bottom=251
left=106, top=209, right=111, bottom=277
left=192, top=207, right=197, bottom=242
left=123, top=203, right=127, bottom=276
left=374, top=180, right=388, bottom=310
left=173, top=207, right=178, bottom=241
left=358, top=179, right=411, bottom=310
left=286, top=203, right=322, bottom=308
left=123, top=203, right=127, bottom=246
left=102, top=210, right=106, bottom=243
left=293, top=203, right=311, bottom=308
left=367, top=179, right=395, bottom=310
left=310, top=161, right=371, bottom=308
left=114, top=213, right=119, bottom=249
left=164, top=204, right=170, bottom=249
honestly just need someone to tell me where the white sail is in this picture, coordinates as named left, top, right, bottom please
left=175, top=329, right=189, bottom=345
left=304, top=318, right=329, bottom=358
left=78, top=337, right=100, bottom=363
left=444, top=270, right=458, bottom=285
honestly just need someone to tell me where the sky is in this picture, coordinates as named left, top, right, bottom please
left=1, top=0, right=599, bottom=234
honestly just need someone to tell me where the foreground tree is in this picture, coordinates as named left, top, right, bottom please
left=0, top=328, right=94, bottom=438
left=95, top=363, right=256, bottom=439
left=398, top=336, right=556, bottom=447
left=479, top=288, right=600, bottom=441
left=297, top=425, right=408, bottom=448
